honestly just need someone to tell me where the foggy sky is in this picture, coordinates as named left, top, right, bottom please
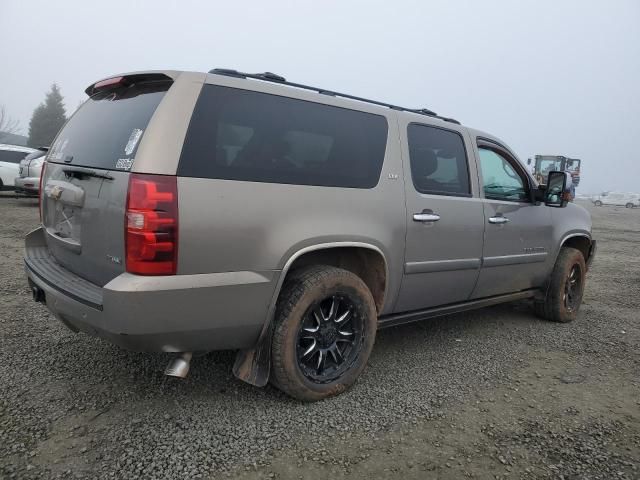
left=1, top=0, right=638, bottom=193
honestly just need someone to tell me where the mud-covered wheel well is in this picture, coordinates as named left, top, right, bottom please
left=286, top=247, right=387, bottom=313
left=562, top=236, right=592, bottom=263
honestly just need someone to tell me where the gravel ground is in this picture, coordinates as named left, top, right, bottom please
left=0, top=195, right=638, bottom=479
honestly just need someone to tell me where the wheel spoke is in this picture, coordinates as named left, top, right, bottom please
left=335, top=308, right=351, bottom=325
left=316, top=350, right=325, bottom=373
left=313, top=309, right=323, bottom=326
left=301, top=340, right=318, bottom=358
left=329, top=344, right=344, bottom=364
left=338, top=329, right=354, bottom=337
left=326, top=296, right=337, bottom=322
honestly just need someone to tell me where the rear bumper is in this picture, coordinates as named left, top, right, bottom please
left=24, top=227, right=278, bottom=352
left=14, top=176, right=39, bottom=194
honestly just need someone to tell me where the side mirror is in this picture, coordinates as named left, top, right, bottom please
left=527, top=158, right=532, bottom=165
left=545, top=171, right=573, bottom=207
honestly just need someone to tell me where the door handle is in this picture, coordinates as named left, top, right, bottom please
left=488, top=216, right=509, bottom=224
left=413, top=212, right=441, bottom=222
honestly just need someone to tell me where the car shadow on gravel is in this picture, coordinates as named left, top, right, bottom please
left=33, top=300, right=540, bottom=404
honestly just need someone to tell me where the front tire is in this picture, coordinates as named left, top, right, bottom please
left=594, top=200, right=602, bottom=206
left=271, top=266, right=377, bottom=401
left=534, top=247, right=586, bottom=323
left=626, top=203, right=634, bottom=209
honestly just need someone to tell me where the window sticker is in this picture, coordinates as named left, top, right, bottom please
left=124, top=128, right=143, bottom=155
left=115, top=158, right=133, bottom=170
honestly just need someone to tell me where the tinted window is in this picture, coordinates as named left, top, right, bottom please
left=478, top=148, right=528, bottom=201
left=178, top=85, right=388, bottom=188
left=48, top=81, right=171, bottom=170
left=0, top=150, right=30, bottom=164
left=407, top=124, right=470, bottom=196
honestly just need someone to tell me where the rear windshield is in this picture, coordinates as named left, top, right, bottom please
left=24, top=150, right=46, bottom=162
left=178, top=85, right=388, bottom=188
left=0, top=149, right=31, bottom=164
left=48, top=80, right=171, bottom=170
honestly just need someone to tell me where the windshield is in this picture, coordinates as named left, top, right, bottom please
left=47, top=80, right=171, bottom=170
left=537, top=159, right=563, bottom=173
left=565, top=159, right=581, bottom=170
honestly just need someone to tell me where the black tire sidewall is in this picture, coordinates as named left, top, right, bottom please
left=271, top=266, right=377, bottom=401
left=547, top=248, right=586, bottom=322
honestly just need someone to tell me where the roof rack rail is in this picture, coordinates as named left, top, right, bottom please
left=208, top=68, right=460, bottom=125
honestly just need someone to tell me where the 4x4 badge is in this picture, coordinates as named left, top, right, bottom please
left=388, top=173, right=399, bottom=180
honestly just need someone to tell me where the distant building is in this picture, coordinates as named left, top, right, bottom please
left=0, top=131, right=28, bottom=146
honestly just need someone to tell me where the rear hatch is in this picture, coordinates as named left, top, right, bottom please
left=41, top=75, right=172, bottom=286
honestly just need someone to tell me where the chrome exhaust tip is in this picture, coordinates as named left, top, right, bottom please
left=164, top=352, right=193, bottom=378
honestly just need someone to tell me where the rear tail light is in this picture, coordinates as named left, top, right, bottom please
left=125, top=174, right=178, bottom=275
left=38, top=161, right=47, bottom=222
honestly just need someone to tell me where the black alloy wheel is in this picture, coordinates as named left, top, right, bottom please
left=296, top=295, right=363, bottom=384
left=563, top=264, right=582, bottom=313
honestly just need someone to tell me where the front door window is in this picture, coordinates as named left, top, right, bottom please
left=478, top=148, right=529, bottom=202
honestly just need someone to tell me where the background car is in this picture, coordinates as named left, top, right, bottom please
left=14, top=147, right=48, bottom=196
left=591, top=191, right=640, bottom=208
left=0, top=144, right=36, bottom=190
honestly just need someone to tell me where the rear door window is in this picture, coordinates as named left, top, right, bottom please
left=407, top=124, right=471, bottom=196
left=48, top=80, right=171, bottom=170
left=178, top=85, right=388, bottom=188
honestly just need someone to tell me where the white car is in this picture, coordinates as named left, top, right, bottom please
left=14, top=148, right=48, bottom=196
left=591, top=191, right=640, bottom=208
left=0, top=144, right=36, bottom=190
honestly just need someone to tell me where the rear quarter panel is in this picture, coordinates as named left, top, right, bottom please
left=132, top=71, right=207, bottom=175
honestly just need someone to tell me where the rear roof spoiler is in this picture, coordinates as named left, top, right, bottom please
left=85, top=72, right=176, bottom=96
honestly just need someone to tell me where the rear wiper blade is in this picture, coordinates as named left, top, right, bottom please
left=62, top=167, right=114, bottom=181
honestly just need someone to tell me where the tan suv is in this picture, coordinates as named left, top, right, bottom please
left=25, top=69, right=596, bottom=400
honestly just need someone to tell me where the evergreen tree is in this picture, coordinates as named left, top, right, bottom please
left=28, top=84, right=67, bottom=147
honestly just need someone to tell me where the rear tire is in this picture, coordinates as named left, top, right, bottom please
left=594, top=200, right=602, bottom=206
left=625, top=203, right=634, bottom=209
left=534, top=247, right=586, bottom=323
left=270, top=266, right=377, bottom=401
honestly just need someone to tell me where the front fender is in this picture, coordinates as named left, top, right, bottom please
left=551, top=202, right=593, bottom=265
